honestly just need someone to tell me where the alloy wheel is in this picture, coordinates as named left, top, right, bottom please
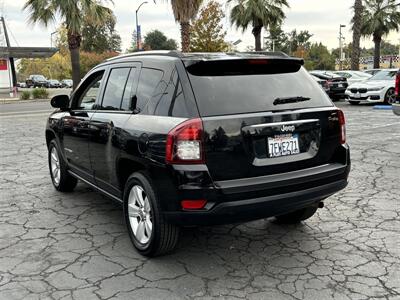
left=127, top=185, right=152, bottom=244
left=386, top=89, right=395, bottom=104
left=50, top=147, right=60, bottom=185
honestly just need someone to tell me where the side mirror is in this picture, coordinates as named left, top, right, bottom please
left=51, top=94, right=70, bottom=110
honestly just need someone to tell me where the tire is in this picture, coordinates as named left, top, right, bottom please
left=384, top=88, right=395, bottom=104
left=123, top=171, right=180, bottom=257
left=349, top=101, right=360, bottom=105
left=274, top=205, right=318, bottom=224
left=48, top=140, right=77, bottom=192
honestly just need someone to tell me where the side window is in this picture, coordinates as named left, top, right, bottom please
left=75, top=71, right=104, bottom=110
left=121, top=68, right=137, bottom=111
left=153, top=69, right=185, bottom=116
left=151, top=68, right=196, bottom=117
left=136, top=68, right=163, bottom=112
left=101, top=68, right=130, bottom=110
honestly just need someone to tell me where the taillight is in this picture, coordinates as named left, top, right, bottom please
left=166, top=118, right=205, bottom=164
left=395, top=73, right=400, bottom=97
left=337, top=109, right=346, bottom=144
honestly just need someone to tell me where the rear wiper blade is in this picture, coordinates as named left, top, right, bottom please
left=273, top=96, right=311, bottom=105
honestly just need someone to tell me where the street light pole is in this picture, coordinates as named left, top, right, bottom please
left=136, top=1, right=148, bottom=51
left=339, top=24, right=346, bottom=70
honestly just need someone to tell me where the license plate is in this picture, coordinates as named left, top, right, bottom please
left=338, top=84, right=343, bottom=87
left=268, top=134, right=300, bottom=158
left=355, top=93, right=361, bottom=98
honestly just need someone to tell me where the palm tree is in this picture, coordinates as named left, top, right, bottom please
left=351, top=0, right=363, bottom=70
left=169, top=0, right=204, bottom=52
left=360, top=0, right=400, bottom=68
left=24, top=0, right=112, bottom=89
left=229, top=0, right=289, bottom=51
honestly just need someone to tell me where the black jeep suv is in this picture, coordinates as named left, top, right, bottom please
left=46, top=51, right=350, bottom=256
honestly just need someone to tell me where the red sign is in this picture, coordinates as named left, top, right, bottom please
left=0, top=59, right=7, bottom=71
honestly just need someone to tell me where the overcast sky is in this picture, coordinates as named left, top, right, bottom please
left=1, top=0, right=399, bottom=52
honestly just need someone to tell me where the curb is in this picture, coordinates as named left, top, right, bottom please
left=0, top=99, right=50, bottom=104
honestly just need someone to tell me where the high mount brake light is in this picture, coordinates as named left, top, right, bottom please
left=337, top=109, right=346, bottom=144
left=247, top=59, right=269, bottom=65
left=166, top=118, right=205, bottom=164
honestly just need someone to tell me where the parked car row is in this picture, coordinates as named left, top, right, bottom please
left=21, top=75, right=73, bottom=88
left=309, top=68, right=398, bottom=106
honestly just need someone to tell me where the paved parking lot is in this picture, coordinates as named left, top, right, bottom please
left=0, top=102, right=399, bottom=300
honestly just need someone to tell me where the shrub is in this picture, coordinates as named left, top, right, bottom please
left=32, top=88, right=49, bottom=99
left=20, top=91, right=31, bottom=100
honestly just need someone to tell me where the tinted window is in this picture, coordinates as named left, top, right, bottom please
left=75, top=71, right=104, bottom=110
left=153, top=69, right=188, bottom=117
left=101, top=68, right=130, bottom=110
left=121, top=68, right=137, bottom=111
left=189, top=67, right=333, bottom=116
left=136, top=68, right=163, bottom=111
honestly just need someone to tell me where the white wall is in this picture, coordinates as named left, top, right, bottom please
left=0, top=59, right=12, bottom=90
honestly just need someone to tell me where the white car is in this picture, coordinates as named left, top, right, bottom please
left=345, top=69, right=397, bottom=105
left=334, top=70, right=372, bottom=85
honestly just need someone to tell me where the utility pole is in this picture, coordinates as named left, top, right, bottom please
left=1, top=17, right=17, bottom=93
left=339, top=24, right=346, bottom=70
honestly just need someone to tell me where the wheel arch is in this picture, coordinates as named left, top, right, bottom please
left=117, top=158, right=147, bottom=191
left=45, top=129, right=56, bottom=148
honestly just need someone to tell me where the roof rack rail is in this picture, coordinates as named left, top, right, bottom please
left=106, top=50, right=183, bottom=62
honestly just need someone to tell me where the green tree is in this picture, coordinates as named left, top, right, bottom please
left=190, top=1, right=229, bottom=52
left=229, top=0, right=289, bottom=51
left=143, top=30, right=178, bottom=50
left=360, top=0, right=400, bottom=68
left=286, top=30, right=313, bottom=54
left=24, top=0, right=112, bottom=89
left=351, top=0, right=363, bottom=70
left=264, top=23, right=288, bottom=52
left=81, top=12, right=121, bottom=53
left=168, top=0, right=204, bottom=52
left=305, top=43, right=335, bottom=70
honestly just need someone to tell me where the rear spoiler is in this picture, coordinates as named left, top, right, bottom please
left=185, top=57, right=304, bottom=76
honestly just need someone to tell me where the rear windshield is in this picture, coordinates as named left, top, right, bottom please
left=188, top=65, right=333, bottom=116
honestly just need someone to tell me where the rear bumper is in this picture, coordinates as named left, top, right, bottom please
left=164, top=179, right=347, bottom=226
left=329, top=87, right=347, bottom=98
left=156, top=142, right=350, bottom=226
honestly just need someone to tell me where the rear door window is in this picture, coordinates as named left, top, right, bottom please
left=101, top=68, right=131, bottom=110
left=121, top=68, right=138, bottom=111
left=187, top=63, right=333, bottom=116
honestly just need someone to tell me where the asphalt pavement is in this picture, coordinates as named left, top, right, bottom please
left=0, top=100, right=399, bottom=300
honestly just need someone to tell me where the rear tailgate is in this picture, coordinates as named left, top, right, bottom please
left=186, top=58, right=346, bottom=181
left=201, top=108, right=344, bottom=181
